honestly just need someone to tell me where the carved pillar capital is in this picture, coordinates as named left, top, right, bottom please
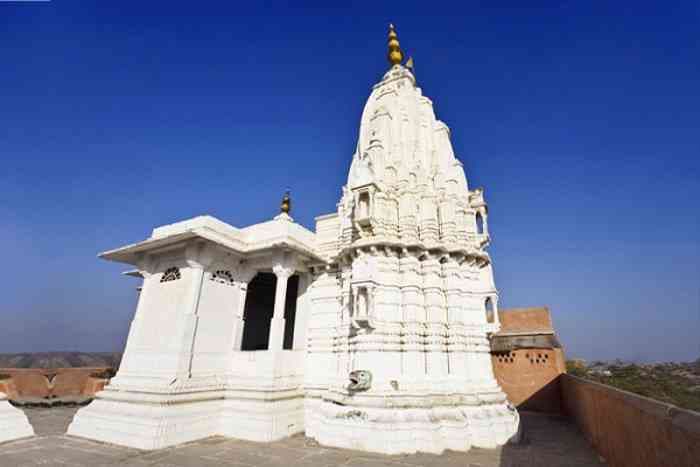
left=272, top=263, right=295, bottom=280
left=272, top=250, right=297, bottom=279
left=185, top=242, right=216, bottom=269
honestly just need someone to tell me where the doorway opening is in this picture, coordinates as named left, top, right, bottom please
left=241, top=273, right=276, bottom=351
left=240, top=272, right=300, bottom=351
left=283, top=274, right=300, bottom=350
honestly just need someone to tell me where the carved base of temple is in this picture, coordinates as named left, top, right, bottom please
left=219, top=386, right=304, bottom=442
left=0, top=394, right=34, bottom=444
left=68, top=382, right=306, bottom=449
left=67, top=387, right=224, bottom=450
left=305, top=393, right=520, bottom=455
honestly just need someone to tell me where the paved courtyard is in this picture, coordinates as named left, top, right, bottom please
left=0, top=406, right=605, bottom=466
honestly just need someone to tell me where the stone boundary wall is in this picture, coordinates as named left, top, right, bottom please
left=492, top=348, right=565, bottom=413
left=0, top=367, right=112, bottom=401
left=561, top=374, right=700, bottom=467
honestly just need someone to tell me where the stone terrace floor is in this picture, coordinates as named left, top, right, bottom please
left=0, top=407, right=606, bottom=467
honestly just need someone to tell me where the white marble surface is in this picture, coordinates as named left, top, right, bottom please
left=68, top=59, right=518, bottom=453
left=305, top=63, right=518, bottom=453
left=0, top=392, right=34, bottom=444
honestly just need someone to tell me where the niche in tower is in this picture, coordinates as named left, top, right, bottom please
left=485, top=296, right=495, bottom=324
left=352, top=183, right=378, bottom=231
left=356, top=191, right=371, bottom=226
left=476, top=212, right=485, bottom=235
left=351, top=284, right=373, bottom=327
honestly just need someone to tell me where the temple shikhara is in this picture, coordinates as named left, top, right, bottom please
left=66, top=25, right=521, bottom=454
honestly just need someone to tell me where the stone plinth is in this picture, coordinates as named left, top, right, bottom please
left=0, top=392, right=34, bottom=443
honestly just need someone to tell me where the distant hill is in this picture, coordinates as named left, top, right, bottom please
left=0, top=352, right=121, bottom=369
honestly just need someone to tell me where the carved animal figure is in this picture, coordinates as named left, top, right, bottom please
left=348, top=370, right=372, bottom=392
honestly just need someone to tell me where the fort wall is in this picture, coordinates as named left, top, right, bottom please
left=562, top=374, right=700, bottom=467
left=0, top=368, right=111, bottom=401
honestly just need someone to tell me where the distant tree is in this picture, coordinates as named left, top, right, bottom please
left=566, top=360, right=588, bottom=377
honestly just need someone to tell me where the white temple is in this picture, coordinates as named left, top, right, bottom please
left=68, top=25, right=520, bottom=454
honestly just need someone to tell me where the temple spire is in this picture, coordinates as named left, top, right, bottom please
left=387, top=23, right=404, bottom=66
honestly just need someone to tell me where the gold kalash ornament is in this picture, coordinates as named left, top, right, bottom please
left=387, top=23, right=404, bottom=66
left=280, top=190, right=291, bottom=214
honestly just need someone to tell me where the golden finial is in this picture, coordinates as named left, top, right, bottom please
left=280, top=190, right=291, bottom=214
left=387, top=23, right=404, bottom=66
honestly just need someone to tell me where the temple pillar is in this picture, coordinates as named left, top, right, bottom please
left=231, top=267, right=257, bottom=351
left=478, top=207, right=489, bottom=237
left=175, top=265, right=204, bottom=378
left=175, top=243, right=215, bottom=380
left=492, top=295, right=500, bottom=327
left=269, top=263, right=293, bottom=351
left=291, top=272, right=311, bottom=350
left=116, top=265, right=154, bottom=375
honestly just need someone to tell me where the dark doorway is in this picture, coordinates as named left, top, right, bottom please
left=241, top=273, right=276, bottom=351
left=283, top=275, right=300, bottom=350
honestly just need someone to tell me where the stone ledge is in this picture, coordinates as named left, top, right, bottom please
left=9, top=396, right=94, bottom=408
left=562, top=374, right=700, bottom=436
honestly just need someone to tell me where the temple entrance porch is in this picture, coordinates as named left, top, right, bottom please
left=67, top=213, right=322, bottom=450
left=222, top=269, right=308, bottom=442
left=240, top=273, right=301, bottom=352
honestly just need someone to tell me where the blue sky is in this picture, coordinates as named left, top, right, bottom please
left=1, top=2, right=698, bottom=362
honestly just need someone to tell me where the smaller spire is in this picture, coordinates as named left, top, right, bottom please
left=387, top=23, right=404, bottom=66
left=405, top=56, right=415, bottom=74
left=280, top=190, right=291, bottom=214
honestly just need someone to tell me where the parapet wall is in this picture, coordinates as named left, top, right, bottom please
left=0, top=368, right=111, bottom=401
left=561, top=374, right=700, bottom=467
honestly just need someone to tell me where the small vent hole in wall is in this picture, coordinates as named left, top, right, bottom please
left=497, top=352, right=515, bottom=364
left=160, top=267, right=181, bottom=283
left=211, top=269, right=235, bottom=285
left=526, top=352, right=551, bottom=365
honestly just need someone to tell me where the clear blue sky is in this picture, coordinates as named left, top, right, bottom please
left=1, top=2, right=698, bottom=362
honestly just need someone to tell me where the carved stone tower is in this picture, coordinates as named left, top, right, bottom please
left=305, top=25, right=520, bottom=454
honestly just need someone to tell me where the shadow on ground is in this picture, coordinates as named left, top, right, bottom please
left=0, top=406, right=605, bottom=467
